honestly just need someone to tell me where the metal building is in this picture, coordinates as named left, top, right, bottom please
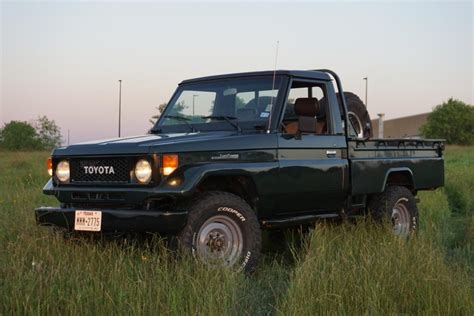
left=371, top=112, right=430, bottom=139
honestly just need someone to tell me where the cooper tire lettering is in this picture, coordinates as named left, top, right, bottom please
left=239, top=251, right=252, bottom=271
left=217, top=206, right=246, bottom=222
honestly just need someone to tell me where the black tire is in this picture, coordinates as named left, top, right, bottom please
left=368, top=186, right=418, bottom=237
left=178, top=191, right=262, bottom=273
left=342, top=92, right=372, bottom=138
left=319, top=91, right=372, bottom=138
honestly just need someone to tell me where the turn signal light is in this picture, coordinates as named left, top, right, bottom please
left=47, top=158, right=53, bottom=176
left=162, top=154, right=178, bottom=176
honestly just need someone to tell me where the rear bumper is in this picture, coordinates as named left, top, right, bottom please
left=35, top=206, right=187, bottom=233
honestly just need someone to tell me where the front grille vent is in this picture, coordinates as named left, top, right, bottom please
left=70, top=158, right=131, bottom=184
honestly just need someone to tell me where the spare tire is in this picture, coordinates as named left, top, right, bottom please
left=319, top=91, right=372, bottom=138
left=342, top=92, right=372, bottom=138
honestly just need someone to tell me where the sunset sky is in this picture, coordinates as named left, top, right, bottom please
left=1, top=1, right=473, bottom=144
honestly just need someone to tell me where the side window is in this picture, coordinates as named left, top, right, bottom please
left=282, top=81, right=330, bottom=135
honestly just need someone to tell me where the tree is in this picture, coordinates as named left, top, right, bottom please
left=0, top=121, right=42, bottom=150
left=421, top=98, right=474, bottom=145
left=149, top=102, right=168, bottom=125
left=34, top=116, right=62, bottom=149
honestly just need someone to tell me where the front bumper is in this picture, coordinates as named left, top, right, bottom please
left=35, top=206, right=187, bottom=233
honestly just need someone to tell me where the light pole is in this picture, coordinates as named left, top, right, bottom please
left=118, top=80, right=122, bottom=137
left=363, top=77, right=368, bottom=108
left=192, top=94, right=198, bottom=116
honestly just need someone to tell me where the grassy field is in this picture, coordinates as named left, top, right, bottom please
left=1, top=147, right=473, bottom=314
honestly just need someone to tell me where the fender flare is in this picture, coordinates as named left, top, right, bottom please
left=381, top=167, right=415, bottom=191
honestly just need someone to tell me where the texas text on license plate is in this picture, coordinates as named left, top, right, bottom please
left=74, top=210, right=102, bottom=231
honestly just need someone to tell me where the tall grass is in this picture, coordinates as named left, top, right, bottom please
left=279, top=224, right=472, bottom=315
left=442, top=146, right=474, bottom=276
left=0, top=148, right=473, bottom=314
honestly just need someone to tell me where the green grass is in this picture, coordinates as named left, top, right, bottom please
left=280, top=224, right=472, bottom=315
left=1, top=148, right=473, bottom=314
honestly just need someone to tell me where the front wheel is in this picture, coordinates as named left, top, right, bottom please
left=178, top=191, right=262, bottom=273
left=368, top=186, right=418, bottom=237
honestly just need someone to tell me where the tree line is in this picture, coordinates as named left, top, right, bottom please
left=0, top=116, right=62, bottom=150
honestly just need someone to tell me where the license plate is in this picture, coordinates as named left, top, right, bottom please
left=74, top=210, right=102, bottom=231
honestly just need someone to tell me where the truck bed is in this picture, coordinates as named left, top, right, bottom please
left=348, top=138, right=444, bottom=195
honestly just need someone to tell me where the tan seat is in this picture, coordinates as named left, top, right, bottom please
left=284, top=98, right=326, bottom=134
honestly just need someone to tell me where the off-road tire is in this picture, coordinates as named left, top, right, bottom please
left=319, top=91, right=372, bottom=138
left=178, top=191, right=262, bottom=273
left=342, top=92, right=372, bottom=138
left=368, top=186, right=418, bottom=237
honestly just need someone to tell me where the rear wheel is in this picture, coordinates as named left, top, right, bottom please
left=178, top=191, right=262, bottom=273
left=368, top=186, right=418, bottom=237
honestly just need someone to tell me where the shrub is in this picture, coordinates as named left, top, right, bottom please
left=421, top=98, right=474, bottom=145
left=0, top=121, right=43, bottom=150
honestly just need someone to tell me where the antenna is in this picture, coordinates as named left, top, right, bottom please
left=267, top=40, right=279, bottom=134
left=271, top=40, right=279, bottom=93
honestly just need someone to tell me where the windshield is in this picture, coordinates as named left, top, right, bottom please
left=153, top=76, right=283, bottom=133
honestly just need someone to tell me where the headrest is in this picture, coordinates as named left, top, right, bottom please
left=295, top=98, right=320, bottom=117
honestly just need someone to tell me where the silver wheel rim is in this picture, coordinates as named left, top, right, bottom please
left=348, top=111, right=364, bottom=138
left=392, top=198, right=411, bottom=237
left=196, top=215, right=243, bottom=267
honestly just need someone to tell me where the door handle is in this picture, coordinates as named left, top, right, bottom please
left=326, top=150, right=337, bottom=157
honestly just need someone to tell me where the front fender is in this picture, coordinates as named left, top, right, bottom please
left=155, top=161, right=279, bottom=197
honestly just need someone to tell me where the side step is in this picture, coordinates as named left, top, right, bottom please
left=261, top=213, right=340, bottom=229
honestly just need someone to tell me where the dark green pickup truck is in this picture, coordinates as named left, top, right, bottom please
left=36, top=69, right=444, bottom=272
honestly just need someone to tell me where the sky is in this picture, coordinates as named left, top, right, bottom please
left=1, top=1, right=473, bottom=143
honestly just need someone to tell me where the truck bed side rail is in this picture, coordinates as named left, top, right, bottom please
left=351, top=138, right=444, bottom=155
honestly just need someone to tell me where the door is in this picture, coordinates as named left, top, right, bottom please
left=275, top=80, right=349, bottom=215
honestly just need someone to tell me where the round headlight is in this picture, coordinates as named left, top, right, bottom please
left=135, top=159, right=152, bottom=184
left=56, top=160, right=70, bottom=183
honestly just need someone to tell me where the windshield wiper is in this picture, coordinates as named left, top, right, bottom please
left=163, top=115, right=197, bottom=132
left=201, top=115, right=242, bottom=133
